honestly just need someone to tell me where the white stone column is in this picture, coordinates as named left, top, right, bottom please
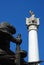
left=28, top=25, right=39, bottom=62
left=26, top=11, right=40, bottom=63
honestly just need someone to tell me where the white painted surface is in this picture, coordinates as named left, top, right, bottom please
left=28, top=29, right=39, bottom=62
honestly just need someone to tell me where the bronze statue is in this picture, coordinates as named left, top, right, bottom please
left=0, top=22, right=27, bottom=65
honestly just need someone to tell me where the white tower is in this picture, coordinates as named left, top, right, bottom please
left=26, top=11, right=40, bottom=63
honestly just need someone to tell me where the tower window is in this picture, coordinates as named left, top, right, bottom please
left=32, top=21, right=34, bottom=23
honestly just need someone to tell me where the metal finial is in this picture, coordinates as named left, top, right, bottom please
left=29, top=10, right=34, bottom=16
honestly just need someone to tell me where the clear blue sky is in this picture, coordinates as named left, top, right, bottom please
left=0, top=0, right=44, bottom=65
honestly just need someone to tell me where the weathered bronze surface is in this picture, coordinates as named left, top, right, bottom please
left=0, top=22, right=27, bottom=65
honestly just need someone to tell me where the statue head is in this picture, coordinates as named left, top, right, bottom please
left=0, top=22, right=16, bottom=34
left=0, top=22, right=16, bottom=50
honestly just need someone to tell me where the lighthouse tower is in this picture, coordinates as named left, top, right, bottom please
left=26, top=11, right=40, bottom=63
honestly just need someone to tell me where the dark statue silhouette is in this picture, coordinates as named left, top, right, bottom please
left=0, top=22, right=27, bottom=65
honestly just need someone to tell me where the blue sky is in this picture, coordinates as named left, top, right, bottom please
left=0, top=0, right=44, bottom=65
